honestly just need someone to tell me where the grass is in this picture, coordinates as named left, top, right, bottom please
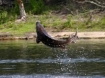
left=0, top=12, right=105, bottom=35
left=0, top=22, right=35, bottom=35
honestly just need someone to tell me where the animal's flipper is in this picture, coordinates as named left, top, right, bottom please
left=70, top=28, right=78, bottom=43
left=74, top=28, right=78, bottom=37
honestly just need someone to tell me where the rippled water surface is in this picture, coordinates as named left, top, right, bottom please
left=0, top=39, right=105, bottom=78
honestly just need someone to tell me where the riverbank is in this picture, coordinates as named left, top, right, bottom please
left=0, top=32, right=105, bottom=40
left=50, top=32, right=105, bottom=39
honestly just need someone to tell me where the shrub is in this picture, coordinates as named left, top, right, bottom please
left=28, top=0, right=45, bottom=14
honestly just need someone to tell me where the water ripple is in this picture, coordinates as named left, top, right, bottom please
left=0, top=58, right=105, bottom=64
left=0, top=74, right=103, bottom=78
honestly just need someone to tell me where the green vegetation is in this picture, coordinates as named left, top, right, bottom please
left=0, top=0, right=105, bottom=35
left=28, top=0, right=46, bottom=14
left=0, top=12, right=105, bottom=35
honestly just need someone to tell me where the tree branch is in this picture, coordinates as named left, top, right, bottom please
left=85, top=0, right=105, bottom=8
left=76, top=0, right=105, bottom=8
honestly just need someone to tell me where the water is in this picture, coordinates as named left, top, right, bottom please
left=0, top=39, right=105, bottom=78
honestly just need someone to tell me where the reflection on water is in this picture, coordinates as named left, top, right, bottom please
left=0, top=40, right=105, bottom=78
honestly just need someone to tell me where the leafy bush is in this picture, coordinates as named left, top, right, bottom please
left=28, top=0, right=46, bottom=14
left=63, top=15, right=72, bottom=28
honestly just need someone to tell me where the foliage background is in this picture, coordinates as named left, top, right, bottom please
left=0, top=0, right=105, bottom=35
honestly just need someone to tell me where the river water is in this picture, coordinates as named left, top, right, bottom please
left=0, top=39, right=105, bottom=78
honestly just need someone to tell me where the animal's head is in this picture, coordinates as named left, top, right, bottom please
left=36, top=21, right=41, bottom=28
left=70, top=28, right=78, bottom=43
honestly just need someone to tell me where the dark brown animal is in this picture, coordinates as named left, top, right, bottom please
left=36, top=21, right=78, bottom=49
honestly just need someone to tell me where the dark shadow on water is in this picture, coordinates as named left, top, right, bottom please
left=0, top=40, right=105, bottom=78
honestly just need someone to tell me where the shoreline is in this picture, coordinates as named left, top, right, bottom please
left=0, top=32, right=105, bottom=40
